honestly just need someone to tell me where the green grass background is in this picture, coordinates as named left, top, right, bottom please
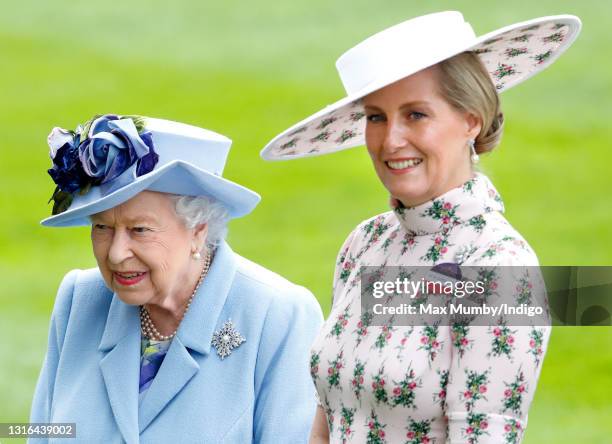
left=1, top=0, right=610, bottom=442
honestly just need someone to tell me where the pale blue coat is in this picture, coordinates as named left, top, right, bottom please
left=29, top=242, right=323, bottom=443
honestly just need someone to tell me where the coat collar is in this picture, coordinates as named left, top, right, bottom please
left=97, top=241, right=237, bottom=441
left=391, top=173, right=505, bottom=235
left=175, top=240, right=238, bottom=354
left=98, top=241, right=237, bottom=353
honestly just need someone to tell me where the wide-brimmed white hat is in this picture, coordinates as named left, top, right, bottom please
left=42, top=115, right=260, bottom=227
left=260, top=11, right=581, bottom=160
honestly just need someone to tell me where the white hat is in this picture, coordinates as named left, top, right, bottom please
left=260, top=11, right=581, bottom=161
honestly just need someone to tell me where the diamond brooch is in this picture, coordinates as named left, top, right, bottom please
left=211, top=319, right=245, bottom=360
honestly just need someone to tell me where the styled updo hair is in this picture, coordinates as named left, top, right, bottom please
left=437, top=51, right=504, bottom=154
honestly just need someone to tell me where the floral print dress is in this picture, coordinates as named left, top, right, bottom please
left=310, top=173, right=550, bottom=444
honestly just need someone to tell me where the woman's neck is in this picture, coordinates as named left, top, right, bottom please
left=144, top=259, right=205, bottom=337
left=397, top=170, right=475, bottom=208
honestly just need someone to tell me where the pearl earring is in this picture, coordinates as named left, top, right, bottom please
left=468, top=139, right=479, bottom=164
left=192, top=250, right=202, bottom=260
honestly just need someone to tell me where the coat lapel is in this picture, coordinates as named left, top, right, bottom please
left=98, top=297, right=141, bottom=444
left=138, top=241, right=238, bottom=433
left=137, top=337, right=199, bottom=432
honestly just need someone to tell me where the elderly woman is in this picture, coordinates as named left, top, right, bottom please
left=261, top=11, right=581, bottom=444
left=30, top=114, right=323, bottom=443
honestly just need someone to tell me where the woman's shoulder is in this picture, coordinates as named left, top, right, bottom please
left=46, top=268, right=113, bottom=347
left=232, top=255, right=322, bottom=314
left=55, top=267, right=111, bottom=299
left=52, top=268, right=112, bottom=315
left=466, top=211, right=540, bottom=266
left=353, top=210, right=398, bottom=234
left=341, top=210, right=398, bottom=249
left=67, top=267, right=108, bottom=287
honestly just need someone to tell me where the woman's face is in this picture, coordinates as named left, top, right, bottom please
left=90, top=191, right=207, bottom=306
left=363, top=65, right=481, bottom=207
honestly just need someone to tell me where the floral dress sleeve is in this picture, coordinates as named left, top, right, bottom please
left=314, top=226, right=360, bottom=409
left=331, top=226, right=360, bottom=310
left=445, top=236, right=551, bottom=443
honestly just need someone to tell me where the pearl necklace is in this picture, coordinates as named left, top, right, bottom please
left=139, top=251, right=212, bottom=341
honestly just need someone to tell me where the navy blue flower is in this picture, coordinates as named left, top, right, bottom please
left=47, top=128, right=88, bottom=193
left=46, top=114, right=159, bottom=215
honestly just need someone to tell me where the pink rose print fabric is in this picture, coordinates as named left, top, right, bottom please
left=311, top=173, right=551, bottom=443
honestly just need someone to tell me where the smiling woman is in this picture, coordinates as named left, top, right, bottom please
left=261, top=10, right=581, bottom=444
left=30, top=114, right=324, bottom=443
left=90, top=191, right=211, bottom=334
left=363, top=64, right=480, bottom=207
left=363, top=51, right=505, bottom=208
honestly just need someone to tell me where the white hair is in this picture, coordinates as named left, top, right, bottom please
left=170, top=195, right=229, bottom=251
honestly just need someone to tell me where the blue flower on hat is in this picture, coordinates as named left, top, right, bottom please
left=78, top=114, right=158, bottom=184
left=47, top=128, right=88, bottom=194
left=47, top=114, right=159, bottom=215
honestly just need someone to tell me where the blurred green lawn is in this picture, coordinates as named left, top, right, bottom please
left=1, top=0, right=610, bottom=442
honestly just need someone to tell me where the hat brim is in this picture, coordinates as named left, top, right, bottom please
left=41, top=160, right=261, bottom=227
left=261, top=14, right=581, bottom=161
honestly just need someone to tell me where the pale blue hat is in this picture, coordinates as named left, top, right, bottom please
left=42, top=114, right=260, bottom=227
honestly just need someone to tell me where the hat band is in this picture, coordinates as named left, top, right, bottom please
left=99, top=163, right=139, bottom=197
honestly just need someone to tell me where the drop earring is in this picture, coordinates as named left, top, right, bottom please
left=192, top=250, right=202, bottom=260
left=468, top=139, right=479, bottom=164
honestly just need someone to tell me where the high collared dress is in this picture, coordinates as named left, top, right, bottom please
left=310, top=173, right=550, bottom=444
